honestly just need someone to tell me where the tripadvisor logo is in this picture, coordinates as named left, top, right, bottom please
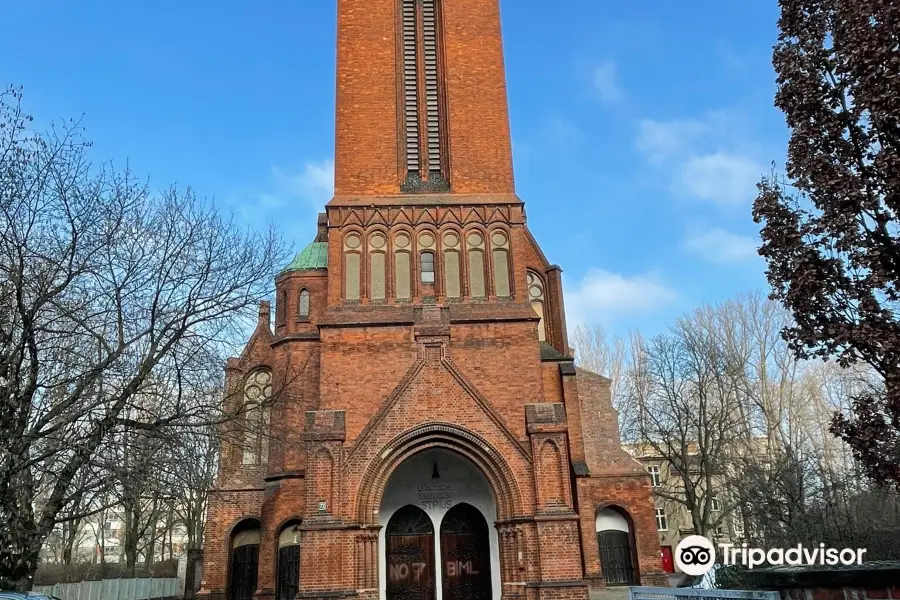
left=675, top=535, right=868, bottom=575
left=675, top=535, right=716, bottom=576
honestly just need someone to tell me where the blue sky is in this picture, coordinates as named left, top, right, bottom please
left=0, top=0, right=788, bottom=339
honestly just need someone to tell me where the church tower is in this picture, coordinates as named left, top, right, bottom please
left=198, top=2, right=666, bottom=600
left=333, top=0, right=515, bottom=196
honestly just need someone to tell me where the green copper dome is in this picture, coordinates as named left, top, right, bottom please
left=282, top=241, right=328, bottom=273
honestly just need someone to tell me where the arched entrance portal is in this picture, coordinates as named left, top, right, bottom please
left=379, top=449, right=500, bottom=600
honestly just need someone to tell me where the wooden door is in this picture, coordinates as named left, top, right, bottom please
left=440, top=503, right=492, bottom=600
left=277, top=544, right=300, bottom=600
left=386, top=505, right=436, bottom=600
left=597, top=530, right=636, bottom=585
left=230, top=544, right=259, bottom=600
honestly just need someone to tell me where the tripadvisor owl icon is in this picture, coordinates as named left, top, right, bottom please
left=675, top=535, right=716, bottom=576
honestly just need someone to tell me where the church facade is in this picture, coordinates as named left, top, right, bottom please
left=198, top=1, right=666, bottom=599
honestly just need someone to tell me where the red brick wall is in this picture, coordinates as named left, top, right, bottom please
left=333, top=0, right=515, bottom=196
left=563, top=366, right=667, bottom=587
left=574, top=369, right=647, bottom=478
left=441, top=0, right=515, bottom=194
left=199, top=490, right=265, bottom=598
left=575, top=478, right=667, bottom=587
left=333, top=0, right=399, bottom=196
left=318, top=325, right=417, bottom=441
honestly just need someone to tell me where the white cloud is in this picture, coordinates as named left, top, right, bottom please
left=634, top=112, right=765, bottom=205
left=592, top=61, right=624, bottom=104
left=635, top=118, right=708, bottom=164
left=677, top=153, right=764, bottom=206
left=564, top=269, right=678, bottom=329
left=271, top=158, right=335, bottom=209
left=682, top=228, right=759, bottom=264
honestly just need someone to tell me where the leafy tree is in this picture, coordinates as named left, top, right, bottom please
left=752, top=0, right=900, bottom=488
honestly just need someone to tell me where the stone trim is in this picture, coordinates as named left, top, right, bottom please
left=524, top=580, right=588, bottom=589
left=355, top=422, right=524, bottom=522
left=271, top=332, right=321, bottom=347
left=263, top=470, right=305, bottom=482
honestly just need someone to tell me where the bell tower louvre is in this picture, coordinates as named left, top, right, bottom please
left=197, top=2, right=667, bottom=600
left=333, top=0, right=515, bottom=196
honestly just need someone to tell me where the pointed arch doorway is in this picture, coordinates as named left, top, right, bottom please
left=379, top=448, right=500, bottom=600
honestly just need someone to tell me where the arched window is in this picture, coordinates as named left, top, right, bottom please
left=418, top=232, right=437, bottom=286
left=420, top=251, right=435, bottom=284
left=467, top=232, right=486, bottom=298
left=527, top=271, right=546, bottom=341
left=344, top=233, right=362, bottom=300
left=242, top=370, right=272, bottom=465
left=490, top=230, right=511, bottom=297
left=394, top=233, right=412, bottom=300
left=277, top=522, right=301, bottom=600
left=298, top=289, right=310, bottom=319
left=369, top=233, right=387, bottom=300
left=442, top=232, right=461, bottom=298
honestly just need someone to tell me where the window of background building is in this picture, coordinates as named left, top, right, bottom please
left=647, top=465, right=661, bottom=488
left=655, top=508, right=668, bottom=532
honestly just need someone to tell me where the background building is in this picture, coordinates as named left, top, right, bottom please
left=625, top=442, right=741, bottom=575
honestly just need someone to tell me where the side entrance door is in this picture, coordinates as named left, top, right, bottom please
left=660, top=545, right=674, bottom=573
left=597, top=530, right=636, bottom=585
left=230, top=544, right=259, bottom=600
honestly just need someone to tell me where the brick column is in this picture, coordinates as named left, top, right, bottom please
left=297, top=410, right=352, bottom=600
left=524, top=404, right=588, bottom=600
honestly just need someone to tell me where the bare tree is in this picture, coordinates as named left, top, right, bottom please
left=0, top=88, right=285, bottom=590
left=626, top=307, right=747, bottom=537
left=168, top=425, right=218, bottom=551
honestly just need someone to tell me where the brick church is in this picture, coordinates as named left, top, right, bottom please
left=199, top=1, right=666, bottom=599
